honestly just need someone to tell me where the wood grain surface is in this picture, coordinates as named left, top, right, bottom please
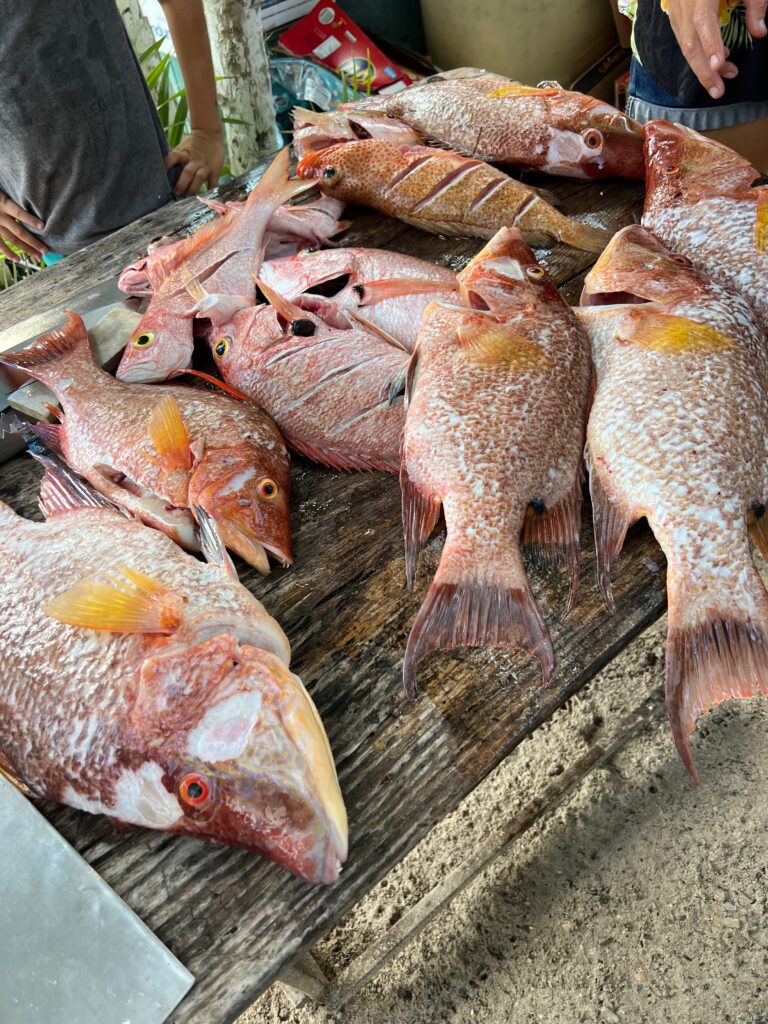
left=0, top=161, right=658, bottom=1023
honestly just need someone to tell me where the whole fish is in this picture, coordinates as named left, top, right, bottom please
left=297, top=141, right=611, bottom=252
left=1, top=313, right=291, bottom=573
left=641, top=118, right=768, bottom=333
left=0, top=467, right=346, bottom=884
left=116, top=148, right=310, bottom=384
left=202, top=284, right=408, bottom=473
left=344, top=72, right=644, bottom=180
left=401, top=227, right=591, bottom=694
left=260, top=247, right=459, bottom=351
left=579, top=224, right=768, bottom=780
left=292, top=105, right=423, bottom=160
left=118, top=196, right=349, bottom=299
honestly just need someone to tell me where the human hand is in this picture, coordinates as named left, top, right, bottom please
left=665, top=0, right=767, bottom=98
left=0, top=192, right=46, bottom=261
left=164, top=128, right=225, bottom=197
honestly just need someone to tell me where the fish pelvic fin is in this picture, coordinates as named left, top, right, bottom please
left=42, top=564, right=184, bottom=634
left=587, top=449, right=634, bottom=613
left=400, top=465, right=441, bottom=590
left=523, top=470, right=584, bottom=615
left=0, top=312, right=94, bottom=388
left=403, top=528, right=554, bottom=698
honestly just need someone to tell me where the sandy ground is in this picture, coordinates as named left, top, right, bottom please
left=239, top=616, right=768, bottom=1024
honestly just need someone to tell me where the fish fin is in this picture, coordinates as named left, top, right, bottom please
left=180, top=262, right=208, bottom=303
left=552, top=218, right=612, bottom=255
left=396, top=213, right=481, bottom=238
left=173, top=368, right=250, bottom=402
left=287, top=434, right=399, bottom=474
left=147, top=395, right=193, bottom=472
left=346, top=310, right=409, bottom=352
left=37, top=458, right=121, bottom=520
left=356, top=278, right=456, bottom=306
left=400, top=465, right=441, bottom=590
left=0, top=751, right=32, bottom=796
left=756, top=189, right=768, bottom=253
left=456, top=319, right=549, bottom=370
left=246, top=146, right=314, bottom=208
left=587, top=449, right=634, bottom=613
left=31, top=421, right=64, bottom=458
left=193, top=505, right=239, bottom=579
left=749, top=509, right=768, bottom=561
left=42, top=564, right=184, bottom=634
left=523, top=471, right=583, bottom=615
left=402, top=532, right=554, bottom=698
left=486, top=82, right=561, bottom=98
left=254, top=276, right=308, bottom=323
left=619, top=309, right=734, bottom=354
left=0, top=311, right=91, bottom=384
left=196, top=196, right=229, bottom=215
left=380, top=361, right=409, bottom=405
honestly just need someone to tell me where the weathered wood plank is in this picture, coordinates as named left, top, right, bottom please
left=0, top=165, right=650, bottom=1024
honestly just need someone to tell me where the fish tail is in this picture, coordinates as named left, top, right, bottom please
left=515, top=199, right=611, bottom=254
left=554, top=214, right=612, bottom=254
left=0, top=311, right=94, bottom=387
left=247, top=146, right=314, bottom=210
left=661, top=519, right=768, bottom=783
left=403, top=526, right=554, bottom=698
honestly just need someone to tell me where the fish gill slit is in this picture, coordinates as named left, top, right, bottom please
left=469, top=177, right=508, bottom=212
left=412, top=163, right=485, bottom=212
left=273, top=355, right=392, bottom=416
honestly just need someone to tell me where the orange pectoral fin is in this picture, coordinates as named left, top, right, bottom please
left=42, top=564, right=184, bottom=634
left=486, top=83, right=560, bottom=98
left=148, top=394, right=193, bottom=472
left=619, top=309, right=734, bottom=355
left=457, top=318, right=550, bottom=370
left=756, top=189, right=768, bottom=253
left=357, top=277, right=456, bottom=306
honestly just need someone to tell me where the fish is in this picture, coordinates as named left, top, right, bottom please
left=297, top=141, right=612, bottom=253
left=260, top=247, right=459, bottom=352
left=0, top=462, right=347, bottom=884
left=116, top=148, right=311, bottom=384
left=117, top=196, right=350, bottom=299
left=578, top=224, right=768, bottom=781
left=292, top=105, right=423, bottom=160
left=201, top=283, right=408, bottom=473
left=0, top=312, right=292, bottom=574
left=642, top=119, right=768, bottom=333
left=401, top=226, right=591, bottom=694
left=343, top=72, right=645, bottom=180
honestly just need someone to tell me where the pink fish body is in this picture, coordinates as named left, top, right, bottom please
left=345, top=72, right=644, bottom=179
left=641, top=119, right=768, bottom=334
left=297, top=141, right=611, bottom=252
left=401, top=227, right=591, bottom=692
left=0, top=478, right=346, bottom=885
left=1, top=314, right=292, bottom=574
left=579, top=224, right=768, bottom=779
left=292, top=105, right=423, bottom=160
left=260, top=247, right=458, bottom=351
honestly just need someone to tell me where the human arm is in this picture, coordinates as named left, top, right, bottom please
left=158, top=0, right=224, bottom=196
left=0, top=193, right=46, bottom=261
left=664, top=0, right=767, bottom=99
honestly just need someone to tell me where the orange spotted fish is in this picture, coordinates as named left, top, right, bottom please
left=579, top=225, right=768, bottom=780
left=0, top=464, right=347, bottom=884
left=345, top=72, right=645, bottom=179
left=297, top=141, right=611, bottom=253
left=401, top=227, right=591, bottom=693
left=0, top=313, right=291, bottom=574
left=642, top=120, right=768, bottom=334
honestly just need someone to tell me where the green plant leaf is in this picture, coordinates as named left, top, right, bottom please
left=146, top=52, right=171, bottom=91
left=138, top=35, right=167, bottom=65
left=222, top=116, right=251, bottom=126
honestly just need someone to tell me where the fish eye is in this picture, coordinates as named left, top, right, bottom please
left=134, top=332, right=154, bottom=347
left=214, top=336, right=231, bottom=358
left=258, top=478, right=279, bottom=499
left=179, top=773, right=210, bottom=807
left=663, top=162, right=680, bottom=175
left=583, top=129, right=603, bottom=150
left=323, top=166, right=340, bottom=183
left=292, top=318, right=316, bottom=336
left=671, top=253, right=692, bottom=267
left=526, top=265, right=546, bottom=279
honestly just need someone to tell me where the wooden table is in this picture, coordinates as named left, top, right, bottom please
left=0, top=162, right=668, bottom=1022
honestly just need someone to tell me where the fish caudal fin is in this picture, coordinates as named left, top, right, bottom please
left=403, top=529, right=554, bottom=698
left=247, top=146, right=314, bottom=209
left=517, top=201, right=611, bottom=254
left=663, top=543, right=768, bottom=782
left=554, top=216, right=612, bottom=255
left=588, top=451, right=634, bottom=613
left=0, top=312, right=94, bottom=387
left=522, top=472, right=583, bottom=615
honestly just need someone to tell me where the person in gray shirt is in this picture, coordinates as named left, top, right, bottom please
left=0, top=0, right=224, bottom=262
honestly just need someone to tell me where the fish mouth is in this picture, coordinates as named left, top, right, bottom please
left=581, top=288, right=649, bottom=307
left=115, top=358, right=179, bottom=383
left=212, top=517, right=273, bottom=575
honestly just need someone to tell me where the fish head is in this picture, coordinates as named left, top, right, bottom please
left=134, top=636, right=347, bottom=884
left=207, top=305, right=285, bottom=368
left=188, top=438, right=292, bottom=573
left=296, top=141, right=402, bottom=201
left=292, top=106, right=419, bottom=160
left=118, top=257, right=153, bottom=298
left=456, top=226, right=562, bottom=314
left=544, top=97, right=644, bottom=179
left=116, top=305, right=195, bottom=383
left=644, top=119, right=761, bottom=210
left=581, top=224, right=710, bottom=306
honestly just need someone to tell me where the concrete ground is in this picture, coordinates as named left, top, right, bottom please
left=240, top=616, right=768, bottom=1024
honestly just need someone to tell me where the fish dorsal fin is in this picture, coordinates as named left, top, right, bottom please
left=356, top=277, right=456, bottom=306
left=456, top=318, right=550, bottom=369
left=486, top=82, right=560, bottom=99
left=756, top=189, right=768, bottom=253
left=193, top=505, right=238, bottom=578
left=148, top=394, right=193, bottom=471
left=345, top=309, right=409, bottom=351
left=619, top=309, right=734, bottom=354
left=0, top=751, right=32, bottom=796
left=42, top=565, right=184, bottom=634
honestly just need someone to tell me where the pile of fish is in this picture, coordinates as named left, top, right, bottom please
left=3, top=66, right=768, bottom=885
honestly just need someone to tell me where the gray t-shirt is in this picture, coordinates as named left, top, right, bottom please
left=0, top=0, right=174, bottom=255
